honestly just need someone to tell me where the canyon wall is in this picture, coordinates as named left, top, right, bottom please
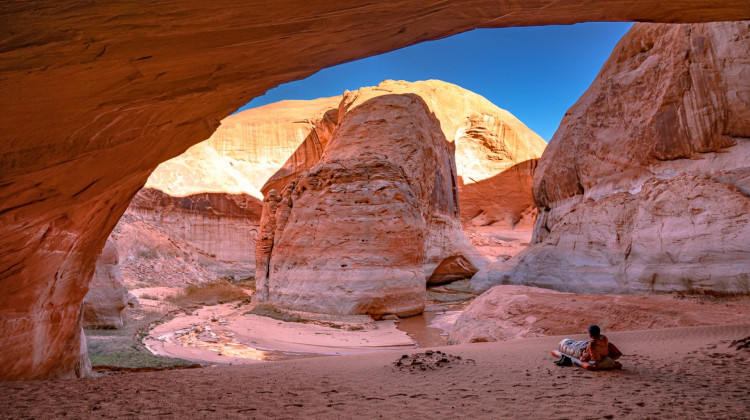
left=113, top=189, right=262, bottom=287
left=473, top=21, right=750, bottom=294
left=113, top=78, right=543, bottom=316
left=2, top=1, right=748, bottom=380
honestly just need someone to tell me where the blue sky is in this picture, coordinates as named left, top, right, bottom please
left=237, top=22, right=633, bottom=141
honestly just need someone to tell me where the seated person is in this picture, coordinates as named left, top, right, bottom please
left=555, top=325, right=622, bottom=370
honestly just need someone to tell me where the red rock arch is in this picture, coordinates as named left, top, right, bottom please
left=1, top=1, right=749, bottom=380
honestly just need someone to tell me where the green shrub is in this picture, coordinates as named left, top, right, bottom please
left=245, top=304, right=302, bottom=323
left=167, top=280, right=250, bottom=307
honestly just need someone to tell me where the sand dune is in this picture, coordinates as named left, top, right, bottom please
left=2, top=323, right=748, bottom=419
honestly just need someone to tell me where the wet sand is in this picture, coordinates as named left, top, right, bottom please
left=3, top=323, right=748, bottom=419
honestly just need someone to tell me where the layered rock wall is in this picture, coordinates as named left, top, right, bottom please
left=2, top=1, right=748, bottom=380
left=473, top=21, right=750, bottom=294
left=256, top=92, right=466, bottom=316
left=117, top=189, right=262, bottom=284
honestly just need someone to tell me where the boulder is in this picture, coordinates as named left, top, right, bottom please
left=256, top=92, right=464, bottom=315
left=473, top=21, right=750, bottom=294
left=451, top=285, right=750, bottom=344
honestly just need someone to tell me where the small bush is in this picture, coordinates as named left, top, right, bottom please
left=137, top=248, right=159, bottom=259
left=233, top=277, right=256, bottom=291
left=167, top=280, right=250, bottom=307
left=245, top=304, right=302, bottom=323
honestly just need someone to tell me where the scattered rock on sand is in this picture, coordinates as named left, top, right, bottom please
left=393, top=350, right=474, bottom=373
left=730, top=336, right=750, bottom=351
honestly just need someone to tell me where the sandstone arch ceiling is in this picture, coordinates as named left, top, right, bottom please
left=1, top=1, right=749, bottom=381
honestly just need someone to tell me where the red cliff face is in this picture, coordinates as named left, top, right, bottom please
left=473, top=21, right=750, bottom=294
left=108, top=79, right=543, bottom=317
left=118, top=79, right=543, bottom=316
left=1, top=2, right=748, bottom=380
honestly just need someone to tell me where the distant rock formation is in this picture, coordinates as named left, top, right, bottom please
left=113, top=79, right=545, bottom=311
left=473, top=21, right=750, bottom=294
left=255, top=80, right=545, bottom=316
left=256, top=92, right=463, bottom=316
left=112, top=189, right=262, bottom=287
left=83, top=240, right=134, bottom=329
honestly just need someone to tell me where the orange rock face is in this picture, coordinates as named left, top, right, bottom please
left=114, top=189, right=262, bottom=286
left=473, top=21, right=750, bottom=294
left=2, top=2, right=748, bottom=380
left=260, top=80, right=547, bottom=265
left=256, top=91, right=463, bottom=315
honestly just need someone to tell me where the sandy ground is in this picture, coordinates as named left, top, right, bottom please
left=138, top=283, right=473, bottom=365
left=3, top=323, right=748, bottom=419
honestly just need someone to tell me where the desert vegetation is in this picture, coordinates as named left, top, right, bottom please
left=166, top=279, right=252, bottom=308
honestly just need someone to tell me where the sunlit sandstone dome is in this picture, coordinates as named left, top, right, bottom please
left=143, top=80, right=544, bottom=227
left=145, top=96, right=343, bottom=199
